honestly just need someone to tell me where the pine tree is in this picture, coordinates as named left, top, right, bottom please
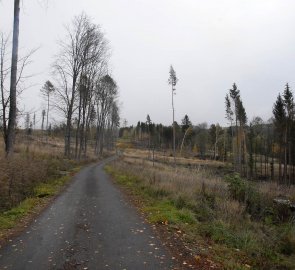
left=181, top=114, right=191, bottom=133
left=146, top=114, right=152, bottom=151
left=41, top=80, right=55, bottom=131
left=180, top=114, right=192, bottom=155
left=168, top=65, right=178, bottom=165
left=225, top=83, right=247, bottom=174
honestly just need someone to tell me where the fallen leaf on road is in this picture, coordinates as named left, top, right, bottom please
left=195, top=255, right=201, bottom=262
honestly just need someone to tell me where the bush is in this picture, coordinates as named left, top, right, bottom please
left=225, top=173, right=249, bottom=202
left=245, top=188, right=263, bottom=219
left=194, top=200, right=215, bottom=222
left=225, top=173, right=270, bottom=220
left=192, top=182, right=217, bottom=222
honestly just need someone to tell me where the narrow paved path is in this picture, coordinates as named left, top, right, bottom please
left=0, top=158, right=174, bottom=270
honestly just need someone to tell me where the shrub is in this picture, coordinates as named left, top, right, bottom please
left=194, top=200, right=215, bottom=222
left=225, top=173, right=248, bottom=202
left=225, top=173, right=271, bottom=220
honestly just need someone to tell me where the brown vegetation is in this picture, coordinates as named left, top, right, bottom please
left=0, top=134, right=102, bottom=212
left=108, top=149, right=295, bottom=269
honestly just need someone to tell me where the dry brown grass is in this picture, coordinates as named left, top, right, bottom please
left=0, top=135, right=73, bottom=211
left=0, top=133, right=113, bottom=212
left=117, top=151, right=244, bottom=226
left=122, top=155, right=227, bottom=198
left=257, top=181, right=295, bottom=200
left=109, top=148, right=295, bottom=269
left=122, top=148, right=225, bottom=168
left=122, top=148, right=295, bottom=200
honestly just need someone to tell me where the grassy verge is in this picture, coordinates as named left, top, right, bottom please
left=105, top=159, right=295, bottom=270
left=105, top=165, right=195, bottom=225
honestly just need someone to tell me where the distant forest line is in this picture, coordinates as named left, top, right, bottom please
left=120, top=83, right=295, bottom=185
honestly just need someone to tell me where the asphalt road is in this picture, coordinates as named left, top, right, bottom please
left=0, top=157, right=174, bottom=270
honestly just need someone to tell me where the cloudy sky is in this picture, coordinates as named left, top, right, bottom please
left=1, top=0, right=295, bottom=127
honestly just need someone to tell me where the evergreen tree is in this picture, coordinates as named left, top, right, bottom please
left=146, top=114, right=152, bottom=150
left=180, top=114, right=193, bottom=154
left=168, top=65, right=178, bottom=165
left=41, top=80, right=55, bottom=131
left=181, top=114, right=191, bottom=132
left=225, top=83, right=247, bottom=174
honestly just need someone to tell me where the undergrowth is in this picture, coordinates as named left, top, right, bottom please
left=0, top=152, right=78, bottom=211
left=0, top=140, right=95, bottom=240
left=0, top=171, right=80, bottom=237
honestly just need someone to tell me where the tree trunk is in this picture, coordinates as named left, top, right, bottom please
left=235, top=119, right=239, bottom=171
left=65, top=113, right=72, bottom=157
left=75, top=92, right=82, bottom=159
left=283, top=129, right=287, bottom=185
left=78, top=99, right=87, bottom=159
left=6, top=0, right=20, bottom=156
left=288, top=131, right=291, bottom=185
left=180, top=128, right=190, bottom=156
left=41, top=113, right=44, bottom=131
left=279, top=144, right=282, bottom=184
left=1, top=41, right=7, bottom=145
left=172, top=85, right=176, bottom=165
left=46, top=94, right=49, bottom=131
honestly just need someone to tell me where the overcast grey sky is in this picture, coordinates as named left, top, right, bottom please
left=1, top=0, right=295, bottom=127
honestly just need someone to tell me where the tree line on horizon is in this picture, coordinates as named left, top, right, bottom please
left=120, top=83, right=295, bottom=185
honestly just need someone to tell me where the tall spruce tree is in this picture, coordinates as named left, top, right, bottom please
left=225, top=83, right=247, bottom=173
left=181, top=114, right=191, bottom=133
left=41, top=80, right=55, bottom=131
left=168, top=65, right=178, bottom=165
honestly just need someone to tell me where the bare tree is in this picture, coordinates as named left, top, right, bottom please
left=94, top=74, right=118, bottom=156
left=53, top=13, right=109, bottom=158
left=0, top=33, right=10, bottom=145
left=53, top=14, right=94, bottom=157
left=1, top=31, right=37, bottom=149
left=104, top=101, right=120, bottom=151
